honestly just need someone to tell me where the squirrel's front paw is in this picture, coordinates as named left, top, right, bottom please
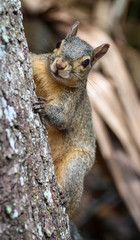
left=33, top=97, right=47, bottom=113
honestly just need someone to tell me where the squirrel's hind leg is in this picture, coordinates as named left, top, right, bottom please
left=55, top=150, right=91, bottom=217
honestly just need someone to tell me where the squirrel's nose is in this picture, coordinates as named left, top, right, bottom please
left=56, top=60, right=67, bottom=70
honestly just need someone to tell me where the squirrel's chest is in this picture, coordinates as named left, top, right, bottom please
left=34, top=72, right=64, bottom=101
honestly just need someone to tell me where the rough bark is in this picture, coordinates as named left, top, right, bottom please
left=0, top=0, right=70, bottom=239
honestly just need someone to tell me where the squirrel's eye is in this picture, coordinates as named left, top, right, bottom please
left=56, top=41, right=62, bottom=49
left=81, top=59, right=90, bottom=68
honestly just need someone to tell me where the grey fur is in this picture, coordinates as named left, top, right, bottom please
left=63, top=36, right=93, bottom=59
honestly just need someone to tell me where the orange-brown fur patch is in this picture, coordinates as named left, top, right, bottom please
left=47, top=125, right=66, bottom=161
left=54, top=149, right=88, bottom=189
left=31, top=55, right=70, bottom=174
left=54, top=150, right=81, bottom=185
left=31, top=58, right=65, bottom=102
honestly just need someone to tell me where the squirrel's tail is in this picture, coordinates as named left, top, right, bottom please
left=69, top=219, right=83, bottom=240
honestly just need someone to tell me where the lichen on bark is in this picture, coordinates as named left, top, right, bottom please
left=0, top=0, right=70, bottom=239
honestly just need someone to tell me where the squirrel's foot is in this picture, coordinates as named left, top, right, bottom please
left=33, top=97, right=47, bottom=113
left=58, top=185, right=68, bottom=207
left=60, top=192, right=68, bottom=207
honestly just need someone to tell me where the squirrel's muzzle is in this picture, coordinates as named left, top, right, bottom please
left=50, top=57, right=72, bottom=80
left=56, top=59, right=67, bottom=70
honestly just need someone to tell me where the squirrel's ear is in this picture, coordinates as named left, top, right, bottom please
left=92, top=43, right=110, bottom=63
left=65, top=21, right=80, bottom=39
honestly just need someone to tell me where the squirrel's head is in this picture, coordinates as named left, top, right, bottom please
left=49, top=21, right=109, bottom=87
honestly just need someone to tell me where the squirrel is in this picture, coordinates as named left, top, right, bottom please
left=30, top=21, right=109, bottom=217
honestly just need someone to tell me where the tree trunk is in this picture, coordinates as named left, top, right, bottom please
left=0, top=0, right=70, bottom=239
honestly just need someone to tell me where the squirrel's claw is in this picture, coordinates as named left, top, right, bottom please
left=58, top=185, right=68, bottom=207
left=37, top=96, right=47, bottom=102
left=33, top=97, right=47, bottom=113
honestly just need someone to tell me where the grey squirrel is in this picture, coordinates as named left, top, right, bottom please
left=30, top=21, right=109, bottom=238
